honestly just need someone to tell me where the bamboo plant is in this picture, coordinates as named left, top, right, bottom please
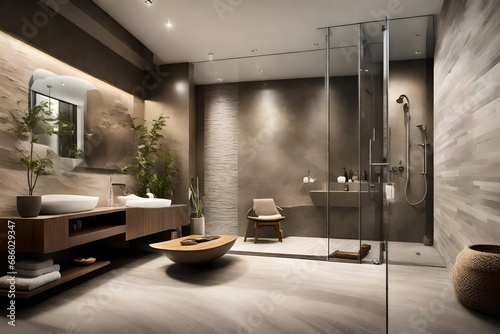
left=122, top=115, right=177, bottom=198
left=189, top=178, right=204, bottom=218
left=10, top=100, right=74, bottom=195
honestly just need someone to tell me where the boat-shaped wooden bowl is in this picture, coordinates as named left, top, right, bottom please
left=150, top=235, right=237, bottom=264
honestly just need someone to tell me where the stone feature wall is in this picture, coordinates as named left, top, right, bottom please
left=0, top=30, right=138, bottom=214
left=434, top=0, right=500, bottom=267
left=203, top=85, right=239, bottom=235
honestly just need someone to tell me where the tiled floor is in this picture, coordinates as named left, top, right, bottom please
left=2, top=251, right=498, bottom=334
left=230, top=236, right=447, bottom=267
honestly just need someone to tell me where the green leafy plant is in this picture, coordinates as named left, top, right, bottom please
left=10, top=100, right=74, bottom=196
left=122, top=115, right=177, bottom=198
left=189, top=178, right=204, bottom=218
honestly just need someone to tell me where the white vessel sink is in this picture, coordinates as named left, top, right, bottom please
left=41, top=194, right=99, bottom=214
left=117, top=194, right=172, bottom=208
left=117, top=194, right=141, bottom=205
left=125, top=198, right=172, bottom=208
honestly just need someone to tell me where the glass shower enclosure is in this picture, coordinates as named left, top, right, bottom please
left=324, top=19, right=389, bottom=266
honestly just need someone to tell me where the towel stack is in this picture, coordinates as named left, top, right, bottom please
left=0, top=259, right=61, bottom=291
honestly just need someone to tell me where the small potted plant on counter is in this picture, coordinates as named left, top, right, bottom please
left=189, top=177, right=205, bottom=235
left=10, top=99, right=74, bottom=217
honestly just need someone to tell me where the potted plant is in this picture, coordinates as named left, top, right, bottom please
left=122, top=115, right=177, bottom=198
left=189, top=177, right=205, bottom=235
left=10, top=99, right=73, bottom=217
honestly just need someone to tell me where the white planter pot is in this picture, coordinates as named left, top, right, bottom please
left=191, top=217, right=205, bottom=235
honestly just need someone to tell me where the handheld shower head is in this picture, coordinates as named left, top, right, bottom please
left=396, top=94, right=410, bottom=105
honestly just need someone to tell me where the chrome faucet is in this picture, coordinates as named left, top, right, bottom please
left=108, top=182, right=127, bottom=207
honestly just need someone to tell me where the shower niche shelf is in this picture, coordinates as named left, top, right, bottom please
left=309, top=182, right=370, bottom=207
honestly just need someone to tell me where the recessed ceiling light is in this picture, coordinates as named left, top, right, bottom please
left=166, top=20, right=173, bottom=29
left=145, top=0, right=153, bottom=4
left=258, top=69, right=263, bottom=72
left=415, top=34, right=421, bottom=37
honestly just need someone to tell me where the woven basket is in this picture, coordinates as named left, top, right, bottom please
left=452, top=244, right=500, bottom=317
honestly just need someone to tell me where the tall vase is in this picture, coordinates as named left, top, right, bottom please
left=452, top=244, right=500, bottom=316
left=191, top=217, right=205, bottom=235
left=17, top=195, right=42, bottom=218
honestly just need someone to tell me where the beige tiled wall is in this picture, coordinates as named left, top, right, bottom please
left=434, top=0, right=500, bottom=267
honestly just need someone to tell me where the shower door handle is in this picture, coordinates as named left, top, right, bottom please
left=369, top=139, right=389, bottom=167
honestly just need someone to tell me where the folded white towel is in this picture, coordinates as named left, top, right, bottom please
left=0, top=271, right=61, bottom=291
left=15, top=264, right=60, bottom=278
left=16, top=259, right=54, bottom=271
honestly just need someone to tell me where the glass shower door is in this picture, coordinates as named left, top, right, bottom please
left=359, top=19, right=387, bottom=266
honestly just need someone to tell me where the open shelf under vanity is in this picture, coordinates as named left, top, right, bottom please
left=0, top=205, right=189, bottom=298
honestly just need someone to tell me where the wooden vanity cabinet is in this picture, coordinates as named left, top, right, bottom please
left=125, top=204, right=189, bottom=240
left=0, top=204, right=189, bottom=298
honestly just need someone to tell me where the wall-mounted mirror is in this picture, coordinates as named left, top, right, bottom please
left=29, top=69, right=136, bottom=171
left=30, top=69, right=95, bottom=163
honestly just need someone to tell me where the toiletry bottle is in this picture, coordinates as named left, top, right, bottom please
left=303, top=171, right=310, bottom=183
left=343, top=167, right=348, bottom=179
left=353, top=172, right=358, bottom=181
left=108, top=175, right=114, bottom=207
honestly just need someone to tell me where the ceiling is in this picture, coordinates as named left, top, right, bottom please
left=92, top=0, right=443, bottom=84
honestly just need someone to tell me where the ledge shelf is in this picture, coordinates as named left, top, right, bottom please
left=0, top=260, right=110, bottom=298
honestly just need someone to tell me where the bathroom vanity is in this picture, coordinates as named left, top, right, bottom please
left=0, top=205, right=188, bottom=298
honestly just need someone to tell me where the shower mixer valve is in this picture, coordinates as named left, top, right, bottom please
left=391, top=160, right=404, bottom=172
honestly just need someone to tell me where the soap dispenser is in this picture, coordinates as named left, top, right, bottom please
left=303, top=171, right=311, bottom=183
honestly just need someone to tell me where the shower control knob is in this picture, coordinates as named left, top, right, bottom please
left=398, top=165, right=404, bottom=171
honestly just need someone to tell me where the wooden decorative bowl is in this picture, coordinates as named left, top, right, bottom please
left=150, top=235, right=237, bottom=264
left=73, top=257, right=96, bottom=266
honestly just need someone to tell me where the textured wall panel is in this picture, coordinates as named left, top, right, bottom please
left=434, top=0, right=500, bottom=268
left=0, top=30, right=138, bottom=214
left=204, top=85, right=239, bottom=235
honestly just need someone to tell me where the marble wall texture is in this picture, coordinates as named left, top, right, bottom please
left=0, top=29, right=138, bottom=214
left=434, top=0, right=500, bottom=267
